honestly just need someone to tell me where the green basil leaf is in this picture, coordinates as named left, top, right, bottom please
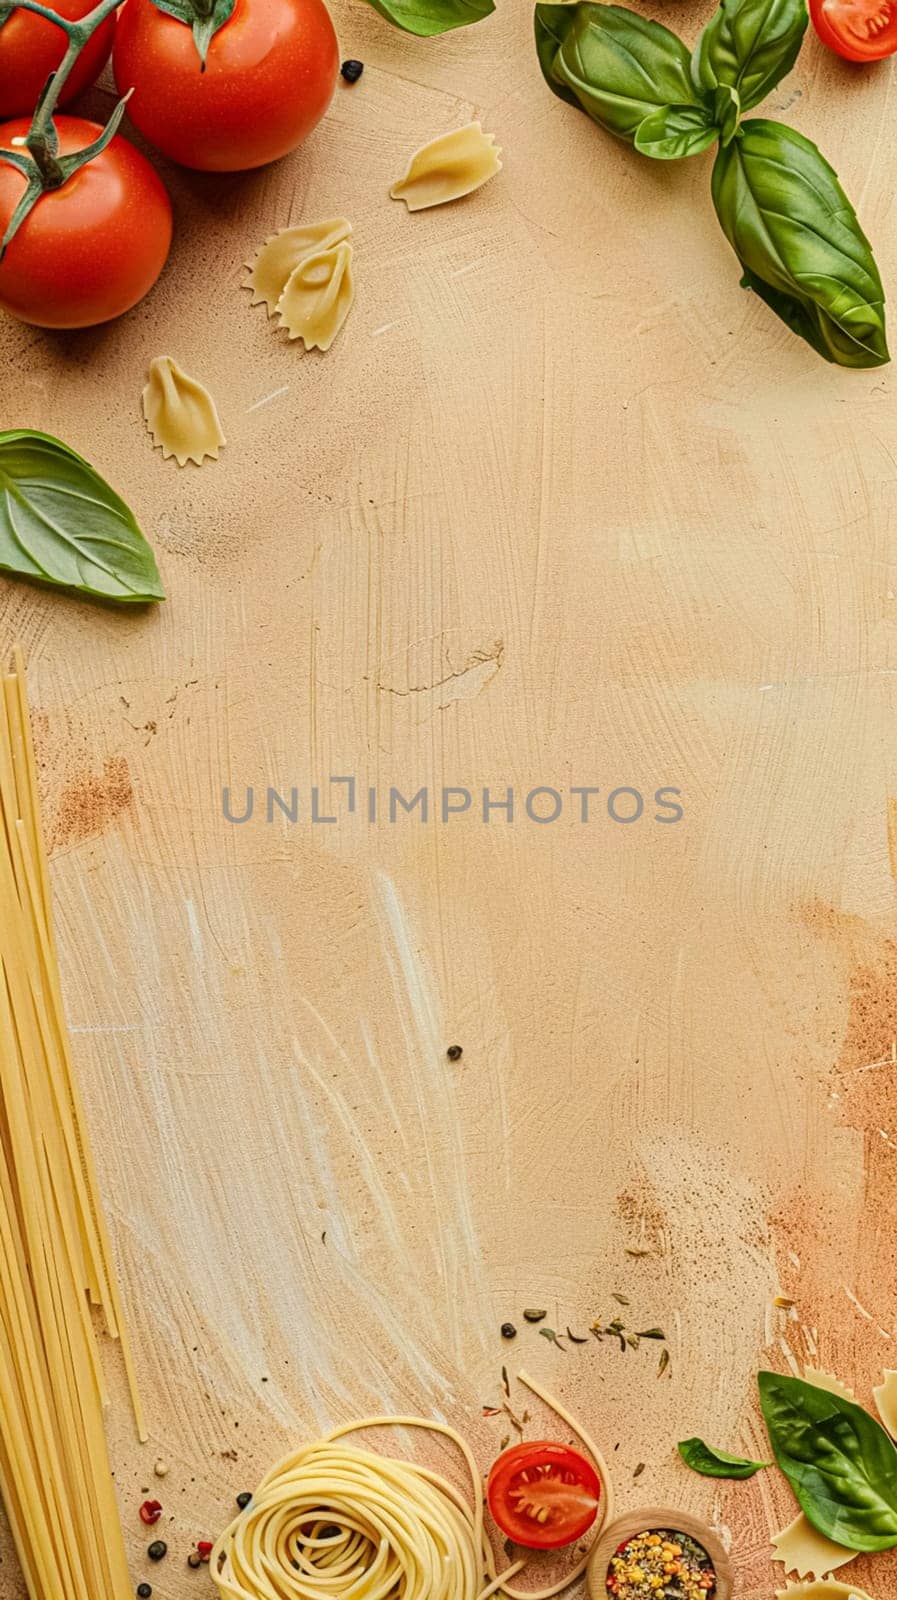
left=759, top=1372, right=897, bottom=1551
left=678, top=1437, right=769, bottom=1478
left=0, top=431, right=164, bottom=604
left=535, top=2, right=709, bottom=146
left=148, top=0, right=236, bottom=66
left=711, top=120, right=888, bottom=368
left=634, top=105, right=718, bottom=160
left=360, top=0, right=493, bottom=35
left=692, top=0, right=808, bottom=111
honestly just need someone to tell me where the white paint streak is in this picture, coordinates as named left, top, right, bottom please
left=843, top=1287, right=874, bottom=1321
left=246, top=385, right=290, bottom=412
left=185, top=898, right=204, bottom=964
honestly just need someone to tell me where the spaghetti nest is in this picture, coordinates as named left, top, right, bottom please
left=212, top=1376, right=614, bottom=1600
left=212, top=1431, right=485, bottom=1600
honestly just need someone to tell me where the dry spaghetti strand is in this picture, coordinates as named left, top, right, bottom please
left=0, top=652, right=142, bottom=1600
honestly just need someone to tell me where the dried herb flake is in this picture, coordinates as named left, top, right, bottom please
left=539, top=1327, right=566, bottom=1350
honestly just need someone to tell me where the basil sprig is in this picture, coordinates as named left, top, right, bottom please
left=360, top=0, right=493, bottom=34
left=0, top=432, right=164, bottom=604
left=534, top=0, right=889, bottom=368
left=759, top=1373, right=897, bottom=1551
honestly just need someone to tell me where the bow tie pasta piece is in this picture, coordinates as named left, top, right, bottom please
left=873, top=1372, right=897, bottom=1440
left=246, top=218, right=352, bottom=314
left=390, top=122, right=501, bottom=211
left=803, top=1368, right=856, bottom=1401
left=771, top=1515, right=857, bottom=1581
left=775, top=1583, right=875, bottom=1600
left=142, top=357, right=225, bottom=467
left=276, top=241, right=355, bottom=351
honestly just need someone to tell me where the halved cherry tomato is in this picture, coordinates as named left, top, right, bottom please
left=0, top=0, right=116, bottom=119
left=486, top=1441, right=601, bottom=1551
left=809, top=0, right=897, bottom=59
left=0, top=117, right=172, bottom=327
left=112, top=0, right=339, bottom=172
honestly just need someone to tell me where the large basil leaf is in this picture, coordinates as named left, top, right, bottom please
left=759, top=1372, right=897, bottom=1551
left=693, top=0, right=808, bottom=112
left=360, top=0, right=493, bottom=34
left=0, top=432, right=165, bottom=604
left=635, top=105, right=718, bottom=160
left=678, top=1437, right=769, bottom=1478
left=535, top=2, right=710, bottom=145
left=711, top=120, right=888, bottom=368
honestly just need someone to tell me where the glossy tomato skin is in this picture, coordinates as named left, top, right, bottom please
left=809, top=0, right=897, bottom=58
left=0, top=117, right=172, bottom=327
left=0, top=0, right=116, bottom=119
left=487, top=1441, right=601, bottom=1551
left=112, top=0, right=339, bottom=171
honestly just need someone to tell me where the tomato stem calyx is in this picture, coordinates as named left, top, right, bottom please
left=0, top=0, right=128, bottom=255
left=146, top=0, right=236, bottom=69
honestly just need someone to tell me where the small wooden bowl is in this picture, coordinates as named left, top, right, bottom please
left=587, top=1507, right=734, bottom=1600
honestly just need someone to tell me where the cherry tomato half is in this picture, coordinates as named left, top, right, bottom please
left=809, top=0, right=897, bottom=59
left=112, top=0, right=339, bottom=171
left=486, top=1441, right=601, bottom=1551
left=0, top=116, right=172, bottom=327
left=0, top=0, right=116, bottom=119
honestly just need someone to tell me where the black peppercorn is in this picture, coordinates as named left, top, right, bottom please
left=446, top=1044, right=463, bottom=1061
left=147, top=1541, right=167, bottom=1562
left=340, top=58, right=364, bottom=82
left=187, top=1552, right=203, bottom=1569
left=236, top=1491, right=253, bottom=1510
left=500, top=1322, right=516, bottom=1339
left=137, top=1587, right=152, bottom=1599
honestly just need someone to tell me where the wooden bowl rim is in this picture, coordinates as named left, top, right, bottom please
left=586, top=1506, right=734, bottom=1600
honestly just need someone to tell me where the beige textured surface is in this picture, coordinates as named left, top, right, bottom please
left=1, top=2, right=897, bottom=1596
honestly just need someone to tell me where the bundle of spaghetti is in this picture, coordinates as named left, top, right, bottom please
left=0, top=648, right=144, bottom=1600
left=212, top=1372, right=614, bottom=1600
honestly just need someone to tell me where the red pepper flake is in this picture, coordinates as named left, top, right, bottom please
left=139, top=1500, right=163, bottom=1526
left=197, top=1541, right=214, bottom=1563
left=482, top=1406, right=501, bottom=1417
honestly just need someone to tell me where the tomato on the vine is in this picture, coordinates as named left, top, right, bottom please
left=0, top=117, right=172, bottom=327
left=0, top=0, right=116, bottom=119
left=809, top=0, right=897, bottom=58
left=486, top=1442, right=602, bottom=1551
left=112, top=0, right=339, bottom=172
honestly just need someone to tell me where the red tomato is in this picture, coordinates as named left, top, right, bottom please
left=0, top=0, right=116, bottom=119
left=809, top=0, right=897, bottom=58
left=112, top=0, right=339, bottom=171
left=0, top=116, right=172, bottom=327
left=486, top=1442, right=601, bottom=1551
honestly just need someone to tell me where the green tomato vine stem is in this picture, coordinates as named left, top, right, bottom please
left=0, top=0, right=128, bottom=253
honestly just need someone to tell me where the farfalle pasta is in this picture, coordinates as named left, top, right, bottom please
left=803, top=1369, right=856, bottom=1401
left=390, top=122, right=501, bottom=211
left=775, top=1583, right=874, bottom=1600
left=142, top=357, right=225, bottom=468
left=873, top=1371, right=897, bottom=1439
left=772, top=1516, right=857, bottom=1581
left=276, top=241, right=355, bottom=351
left=245, top=217, right=355, bottom=350
left=247, top=218, right=352, bottom=314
